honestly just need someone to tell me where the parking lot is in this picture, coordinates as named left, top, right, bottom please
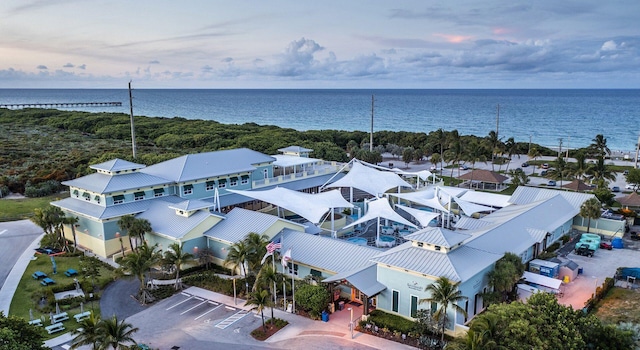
left=557, top=245, right=640, bottom=310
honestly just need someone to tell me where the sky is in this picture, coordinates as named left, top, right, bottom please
left=1, top=0, right=639, bottom=89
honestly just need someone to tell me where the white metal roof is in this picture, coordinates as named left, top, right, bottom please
left=459, top=190, right=511, bottom=208
left=509, top=186, right=595, bottom=210
left=168, top=199, right=213, bottom=212
left=322, top=264, right=386, bottom=296
left=137, top=200, right=221, bottom=240
left=326, top=161, right=413, bottom=196
left=51, top=195, right=184, bottom=220
left=372, top=245, right=502, bottom=283
left=272, top=154, right=320, bottom=167
left=404, top=227, right=471, bottom=248
left=280, top=229, right=382, bottom=274
left=227, top=188, right=353, bottom=224
left=140, top=148, right=275, bottom=183
left=203, top=208, right=302, bottom=244
left=454, top=216, right=493, bottom=230
left=522, top=271, right=562, bottom=290
left=90, top=158, right=146, bottom=172
left=63, top=172, right=171, bottom=194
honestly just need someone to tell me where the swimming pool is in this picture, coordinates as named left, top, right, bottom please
left=347, top=237, right=368, bottom=246
left=376, top=235, right=396, bottom=247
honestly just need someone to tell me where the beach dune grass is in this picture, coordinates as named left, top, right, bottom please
left=0, top=193, right=69, bottom=222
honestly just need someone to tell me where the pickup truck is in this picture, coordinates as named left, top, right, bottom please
left=575, top=244, right=595, bottom=257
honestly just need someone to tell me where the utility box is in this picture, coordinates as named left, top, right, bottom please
left=529, top=259, right=559, bottom=278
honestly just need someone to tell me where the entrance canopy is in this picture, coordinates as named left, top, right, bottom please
left=344, top=198, right=418, bottom=230
left=389, top=188, right=450, bottom=213
left=227, top=188, right=353, bottom=224
left=323, top=264, right=386, bottom=297
left=326, top=161, right=413, bottom=196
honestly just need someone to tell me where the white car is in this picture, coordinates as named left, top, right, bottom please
left=626, top=184, right=637, bottom=190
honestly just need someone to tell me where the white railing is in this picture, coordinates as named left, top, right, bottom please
left=252, top=162, right=343, bottom=189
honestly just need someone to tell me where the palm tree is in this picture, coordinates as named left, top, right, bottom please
left=32, top=205, right=66, bottom=250
left=224, top=241, right=251, bottom=294
left=580, top=198, right=601, bottom=233
left=64, top=216, right=79, bottom=253
left=485, top=130, right=502, bottom=171
left=70, top=312, right=101, bottom=349
left=99, top=315, right=139, bottom=349
left=117, top=215, right=136, bottom=252
left=129, top=218, right=153, bottom=250
left=590, top=134, right=611, bottom=158
left=572, top=151, right=588, bottom=180
left=467, top=313, right=503, bottom=350
left=527, top=147, right=542, bottom=176
left=245, top=289, right=272, bottom=332
left=503, top=137, right=518, bottom=173
left=548, top=156, right=570, bottom=187
left=431, top=128, right=448, bottom=171
left=465, top=141, right=488, bottom=189
left=162, top=242, right=194, bottom=290
left=255, top=264, right=282, bottom=320
left=120, top=243, right=161, bottom=304
left=587, top=157, right=616, bottom=183
left=244, top=232, right=270, bottom=275
left=420, top=276, right=468, bottom=342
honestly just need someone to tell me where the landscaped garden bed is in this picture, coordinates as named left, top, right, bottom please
left=250, top=318, right=289, bottom=341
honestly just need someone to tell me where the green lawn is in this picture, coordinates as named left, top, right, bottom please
left=0, top=193, right=69, bottom=222
left=10, top=253, right=114, bottom=339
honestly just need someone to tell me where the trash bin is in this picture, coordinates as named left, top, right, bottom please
left=321, top=311, right=329, bottom=322
left=578, top=267, right=584, bottom=274
left=339, top=301, right=345, bottom=311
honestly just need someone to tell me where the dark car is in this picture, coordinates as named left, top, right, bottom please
left=631, top=231, right=640, bottom=241
left=611, top=186, right=620, bottom=192
left=521, top=162, right=529, bottom=167
left=600, top=241, right=613, bottom=250
left=547, top=180, right=556, bottom=186
left=575, top=244, right=595, bottom=257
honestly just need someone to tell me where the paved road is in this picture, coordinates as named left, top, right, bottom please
left=99, top=278, right=146, bottom=319
left=0, top=220, right=43, bottom=313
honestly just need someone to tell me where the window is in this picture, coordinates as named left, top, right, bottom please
left=82, top=192, right=90, bottom=201
left=417, top=242, right=424, bottom=247
left=464, top=300, right=469, bottom=322
left=310, top=269, right=322, bottom=278
left=241, top=175, right=249, bottom=185
left=218, top=179, right=226, bottom=189
left=229, top=177, right=238, bottom=187
left=183, top=184, right=193, bottom=195
left=94, top=195, right=101, bottom=203
left=134, top=191, right=145, bottom=201
left=431, top=301, right=438, bottom=315
left=410, top=295, right=418, bottom=318
left=113, top=195, right=125, bottom=204
left=73, top=189, right=79, bottom=197
left=263, top=169, right=268, bottom=179
left=392, top=290, right=399, bottom=312
left=287, top=262, right=298, bottom=276
left=435, top=245, right=441, bottom=251
left=154, top=188, right=164, bottom=197
left=206, top=181, right=215, bottom=191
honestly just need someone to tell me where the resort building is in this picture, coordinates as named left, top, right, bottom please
left=51, top=148, right=614, bottom=336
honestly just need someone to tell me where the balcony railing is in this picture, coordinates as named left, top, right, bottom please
left=252, top=161, right=343, bottom=189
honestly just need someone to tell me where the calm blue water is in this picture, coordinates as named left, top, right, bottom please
left=1, top=89, right=638, bottom=151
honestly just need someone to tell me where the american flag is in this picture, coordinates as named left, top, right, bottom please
left=266, top=240, right=281, bottom=254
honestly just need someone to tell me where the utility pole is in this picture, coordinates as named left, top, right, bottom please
left=128, top=81, right=137, bottom=159
left=529, top=135, right=532, bottom=154
left=370, top=95, right=374, bottom=152
left=566, top=136, right=570, bottom=158
left=496, top=104, right=500, bottom=141
left=558, top=138, right=563, bottom=158
left=635, top=132, right=640, bottom=169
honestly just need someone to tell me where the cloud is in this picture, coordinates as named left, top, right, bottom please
left=201, top=65, right=213, bottom=73
left=36, top=65, right=48, bottom=70
left=601, top=40, right=618, bottom=51
left=63, top=63, right=74, bottom=68
left=149, top=60, right=160, bottom=64
left=221, top=57, right=233, bottom=63
left=77, top=64, right=86, bottom=70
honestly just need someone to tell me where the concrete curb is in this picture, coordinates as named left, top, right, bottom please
left=0, top=232, right=44, bottom=314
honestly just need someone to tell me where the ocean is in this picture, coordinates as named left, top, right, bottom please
left=1, top=89, right=638, bottom=152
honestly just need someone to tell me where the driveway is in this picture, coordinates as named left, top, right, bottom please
left=99, top=278, right=146, bottom=319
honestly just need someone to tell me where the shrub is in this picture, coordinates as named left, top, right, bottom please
left=295, top=283, right=330, bottom=319
left=150, top=285, right=177, bottom=300
left=547, top=242, right=561, bottom=252
left=368, top=309, right=415, bottom=334
left=561, top=235, right=571, bottom=244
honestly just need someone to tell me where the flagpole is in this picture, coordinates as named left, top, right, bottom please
left=291, top=255, right=295, bottom=314
left=281, top=230, right=286, bottom=311
left=272, top=253, right=277, bottom=308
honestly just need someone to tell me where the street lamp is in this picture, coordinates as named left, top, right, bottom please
left=115, top=232, right=125, bottom=257
left=348, top=307, right=354, bottom=339
left=193, top=246, right=199, bottom=256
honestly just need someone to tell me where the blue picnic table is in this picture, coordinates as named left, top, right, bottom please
left=64, top=269, right=78, bottom=277
left=32, top=271, right=47, bottom=280
left=40, top=277, right=55, bottom=286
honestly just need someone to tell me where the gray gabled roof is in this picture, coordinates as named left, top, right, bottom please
left=140, top=148, right=275, bottom=183
left=280, top=229, right=382, bottom=274
left=509, top=186, right=595, bottom=209
left=51, top=195, right=184, bottom=220
left=90, top=158, right=145, bottom=172
left=278, top=146, right=313, bottom=153
left=405, top=227, right=471, bottom=248
left=62, top=172, right=171, bottom=194
left=203, top=208, right=301, bottom=244
left=371, top=245, right=501, bottom=283
left=169, top=199, right=212, bottom=212
left=137, top=200, right=222, bottom=240
left=323, top=264, right=386, bottom=297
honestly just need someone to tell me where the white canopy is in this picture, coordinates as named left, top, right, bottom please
left=227, top=188, right=353, bottom=224
left=390, top=189, right=450, bottom=213
left=395, top=204, right=441, bottom=227
left=326, top=161, right=413, bottom=196
left=451, top=197, right=495, bottom=216
left=344, top=198, right=418, bottom=230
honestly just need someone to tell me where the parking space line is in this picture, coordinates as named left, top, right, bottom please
left=194, top=304, right=222, bottom=320
left=166, top=296, right=193, bottom=310
left=180, top=300, right=207, bottom=315
left=215, top=310, right=249, bottom=329
left=208, top=301, right=219, bottom=306
left=225, top=306, right=236, bottom=311
left=181, top=292, right=191, bottom=297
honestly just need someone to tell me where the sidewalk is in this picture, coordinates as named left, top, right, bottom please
left=0, top=232, right=44, bottom=314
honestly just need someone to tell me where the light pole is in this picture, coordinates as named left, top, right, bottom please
left=348, top=307, right=354, bottom=339
left=115, top=232, right=125, bottom=257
